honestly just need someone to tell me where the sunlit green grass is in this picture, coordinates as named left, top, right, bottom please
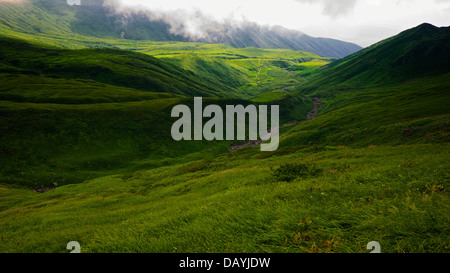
left=1, top=144, right=448, bottom=253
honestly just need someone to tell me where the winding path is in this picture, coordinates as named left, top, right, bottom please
left=306, top=97, right=323, bottom=120
left=227, top=71, right=320, bottom=152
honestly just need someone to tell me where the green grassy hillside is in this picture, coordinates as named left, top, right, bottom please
left=0, top=36, right=253, bottom=190
left=283, top=73, right=450, bottom=147
left=0, top=37, right=245, bottom=98
left=300, top=23, right=450, bottom=91
left=0, top=36, right=322, bottom=191
left=136, top=43, right=331, bottom=97
left=281, top=23, right=450, bottom=147
left=0, top=36, right=332, bottom=99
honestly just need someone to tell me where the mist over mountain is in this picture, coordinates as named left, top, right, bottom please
left=193, top=23, right=362, bottom=60
left=0, top=0, right=362, bottom=58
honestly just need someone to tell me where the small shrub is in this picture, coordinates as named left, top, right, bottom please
left=177, top=160, right=211, bottom=174
left=424, top=184, right=445, bottom=194
left=399, top=161, right=419, bottom=168
left=272, top=163, right=321, bottom=182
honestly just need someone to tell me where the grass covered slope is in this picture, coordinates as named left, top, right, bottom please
left=282, top=23, right=450, bottom=147
left=283, top=73, right=450, bottom=147
left=0, top=37, right=248, bottom=189
left=0, top=37, right=244, bottom=98
left=0, top=36, right=319, bottom=190
left=300, top=23, right=450, bottom=91
left=138, top=43, right=332, bottom=97
left=0, top=37, right=330, bottom=99
left=1, top=144, right=448, bottom=253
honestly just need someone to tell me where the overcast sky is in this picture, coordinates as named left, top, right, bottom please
left=114, top=0, right=450, bottom=47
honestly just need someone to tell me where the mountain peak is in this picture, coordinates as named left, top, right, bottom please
left=409, top=22, right=440, bottom=34
left=303, top=22, right=450, bottom=87
left=396, top=22, right=446, bottom=42
left=416, top=22, right=438, bottom=29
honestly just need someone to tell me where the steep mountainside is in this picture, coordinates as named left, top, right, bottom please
left=0, top=0, right=362, bottom=58
left=301, top=23, right=450, bottom=90
left=281, top=23, right=450, bottom=147
left=197, top=23, right=362, bottom=59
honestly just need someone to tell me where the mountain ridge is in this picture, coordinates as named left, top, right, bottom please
left=298, top=22, right=450, bottom=92
left=0, top=0, right=362, bottom=58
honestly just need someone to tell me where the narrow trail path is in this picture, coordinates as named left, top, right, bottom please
left=256, top=59, right=262, bottom=81
left=306, top=97, right=323, bottom=120
left=282, top=85, right=296, bottom=93
left=281, top=69, right=307, bottom=93
left=227, top=71, right=320, bottom=152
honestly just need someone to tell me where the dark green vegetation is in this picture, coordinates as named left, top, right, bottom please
left=0, top=36, right=326, bottom=190
left=272, top=163, right=321, bottom=182
left=0, top=2, right=449, bottom=253
left=301, top=23, right=450, bottom=90
left=283, top=23, right=450, bottom=148
left=0, top=37, right=246, bottom=98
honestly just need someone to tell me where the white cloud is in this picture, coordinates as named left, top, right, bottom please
left=113, top=0, right=450, bottom=47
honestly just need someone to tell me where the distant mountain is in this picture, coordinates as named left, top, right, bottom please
left=193, top=23, right=362, bottom=59
left=303, top=23, right=450, bottom=88
left=0, top=0, right=362, bottom=58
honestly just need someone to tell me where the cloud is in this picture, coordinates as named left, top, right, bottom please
left=103, top=0, right=218, bottom=39
left=294, top=0, right=357, bottom=18
left=105, top=0, right=450, bottom=47
left=105, top=0, right=259, bottom=40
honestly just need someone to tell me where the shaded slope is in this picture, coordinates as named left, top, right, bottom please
left=301, top=23, right=450, bottom=91
left=282, top=23, right=450, bottom=148
left=0, top=37, right=245, bottom=98
left=0, top=37, right=250, bottom=188
left=284, top=73, right=450, bottom=147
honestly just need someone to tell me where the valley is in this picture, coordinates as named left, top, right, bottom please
left=0, top=0, right=448, bottom=254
